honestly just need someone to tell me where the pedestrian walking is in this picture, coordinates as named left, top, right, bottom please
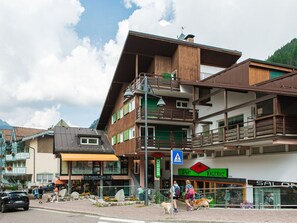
left=185, top=180, right=194, bottom=211
left=52, top=186, right=59, bottom=202
left=38, top=185, right=44, bottom=204
left=170, top=180, right=180, bottom=213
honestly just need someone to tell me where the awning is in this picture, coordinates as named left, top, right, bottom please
left=60, top=153, right=119, bottom=161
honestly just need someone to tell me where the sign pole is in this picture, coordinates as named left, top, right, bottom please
left=170, top=150, right=173, bottom=218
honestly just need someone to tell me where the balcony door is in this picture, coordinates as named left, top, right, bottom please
left=140, top=126, right=155, bottom=147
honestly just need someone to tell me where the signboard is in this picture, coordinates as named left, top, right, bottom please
left=155, top=158, right=161, bottom=178
left=172, top=150, right=183, bottom=165
left=178, top=168, right=228, bottom=178
left=190, top=162, right=210, bottom=173
left=83, top=175, right=111, bottom=180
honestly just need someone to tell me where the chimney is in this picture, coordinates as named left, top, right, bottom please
left=184, top=34, right=195, bottom=43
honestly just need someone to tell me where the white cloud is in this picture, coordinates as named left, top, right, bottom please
left=1, top=0, right=297, bottom=129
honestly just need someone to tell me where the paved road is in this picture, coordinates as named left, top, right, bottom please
left=0, top=208, right=98, bottom=223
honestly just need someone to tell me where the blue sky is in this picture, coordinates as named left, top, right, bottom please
left=76, top=0, right=136, bottom=46
left=0, top=0, right=296, bottom=129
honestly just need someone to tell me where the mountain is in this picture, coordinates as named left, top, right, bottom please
left=0, top=119, right=12, bottom=129
left=267, top=38, right=297, bottom=66
left=89, top=119, right=99, bottom=129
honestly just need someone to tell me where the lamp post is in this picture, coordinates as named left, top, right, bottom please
left=124, top=75, right=165, bottom=206
left=28, top=146, right=36, bottom=184
left=0, top=138, right=4, bottom=184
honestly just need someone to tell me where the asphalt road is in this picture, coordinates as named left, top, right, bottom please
left=0, top=208, right=99, bottom=223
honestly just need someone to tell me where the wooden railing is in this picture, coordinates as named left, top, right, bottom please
left=136, top=136, right=192, bottom=151
left=137, top=106, right=194, bottom=122
left=128, top=73, right=180, bottom=92
left=192, top=115, right=297, bottom=148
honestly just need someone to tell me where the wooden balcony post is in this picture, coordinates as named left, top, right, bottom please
left=283, top=116, right=286, bottom=135
left=210, top=130, right=213, bottom=145
left=236, top=124, right=240, bottom=140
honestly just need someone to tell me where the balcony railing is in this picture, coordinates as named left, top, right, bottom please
left=128, top=73, right=180, bottom=92
left=137, top=107, right=194, bottom=122
left=192, top=115, right=297, bottom=148
left=15, top=152, right=30, bottom=160
left=136, top=136, right=192, bottom=150
left=5, top=167, right=26, bottom=175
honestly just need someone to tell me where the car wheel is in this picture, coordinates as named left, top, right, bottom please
left=24, top=205, right=29, bottom=211
left=1, top=203, right=7, bottom=213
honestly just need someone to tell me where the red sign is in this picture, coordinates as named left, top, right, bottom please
left=151, top=152, right=164, bottom=158
left=190, top=162, right=209, bottom=174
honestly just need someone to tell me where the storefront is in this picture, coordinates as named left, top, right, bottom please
left=174, top=161, right=246, bottom=207
left=248, top=180, right=297, bottom=208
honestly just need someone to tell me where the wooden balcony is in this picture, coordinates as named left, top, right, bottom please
left=192, top=115, right=297, bottom=148
left=136, top=136, right=192, bottom=151
left=128, top=73, right=180, bottom=92
left=137, top=106, right=194, bottom=122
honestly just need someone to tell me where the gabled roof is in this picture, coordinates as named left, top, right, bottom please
left=199, top=58, right=297, bottom=87
left=1, top=129, right=12, bottom=142
left=97, top=31, right=242, bottom=130
left=13, top=127, right=45, bottom=141
left=54, top=126, right=114, bottom=154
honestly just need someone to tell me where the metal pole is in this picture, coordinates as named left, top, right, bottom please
left=144, top=75, right=149, bottom=206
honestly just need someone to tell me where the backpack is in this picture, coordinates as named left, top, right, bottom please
left=188, top=187, right=195, bottom=195
left=174, top=186, right=180, bottom=197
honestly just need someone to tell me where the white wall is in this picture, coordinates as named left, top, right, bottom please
left=174, top=152, right=297, bottom=183
left=200, top=65, right=225, bottom=80
left=197, top=90, right=256, bottom=132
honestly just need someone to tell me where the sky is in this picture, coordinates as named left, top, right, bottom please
left=0, top=0, right=296, bottom=129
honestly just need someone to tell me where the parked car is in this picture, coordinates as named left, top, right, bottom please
left=0, top=191, right=29, bottom=213
left=42, top=183, right=55, bottom=193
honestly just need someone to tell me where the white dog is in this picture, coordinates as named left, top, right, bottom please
left=161, top=202, right=172, bottom=214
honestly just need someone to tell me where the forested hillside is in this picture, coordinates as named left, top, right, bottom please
left=267, top=38, right=297, bottom=66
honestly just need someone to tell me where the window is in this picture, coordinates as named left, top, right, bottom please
left=111, top=135, right=117, bottom=145
left=202, top=124, right=210, bottom=136
left=218, top=114, right=244, bottom=129
left=37, top=174, right=53, bottom=183
left=119, top=108, right=124, bottom=119
left=176, top=100, right=189, bottom=108
left=120, top=132, right=124, bottom=143
left=72, top=161, right=93, bottom=174
left=80, top=137, right=99, bottom=145
left=111, top=112, right=117, bottom=124
left=129, top=99, right=135, bottom=111
left=129, top=127, right=135, bottom=139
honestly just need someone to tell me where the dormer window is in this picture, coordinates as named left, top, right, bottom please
left=80, top=137, right=100, bottom=145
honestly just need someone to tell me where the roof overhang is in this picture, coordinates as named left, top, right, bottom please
left=60, top=153, right=118, bottom=161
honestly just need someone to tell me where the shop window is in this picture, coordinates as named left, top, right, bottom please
left=263, top=145, right=285, bottom=154
left=37, top=173, right=53, bottom=183
left=93, top=161, right=101, bottom=175
left=103, top=157, right=128, bottom=175
left=72, top=161, right=93, bottom=174
left=252, top=147, right=260, bottom=154
left=289, top=145, right=297, bottom=152
left=61, top=161, right=68, bottom=174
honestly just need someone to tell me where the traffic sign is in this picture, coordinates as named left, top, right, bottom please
left=172, top=150, right=183, bottom=165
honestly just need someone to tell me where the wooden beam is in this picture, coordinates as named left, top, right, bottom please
left=195, top=94, right=277, bottom=122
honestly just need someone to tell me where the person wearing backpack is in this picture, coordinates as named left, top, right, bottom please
left=170, top=181, right=180, bottom=213
left=185, top=179, right=194, bottom=211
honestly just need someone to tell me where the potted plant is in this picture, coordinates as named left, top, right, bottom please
left=11, top=152, right=15, bottom=156
left=7, top=166, right=12, bottom=171
left=1, top=166, right=4, bottom=170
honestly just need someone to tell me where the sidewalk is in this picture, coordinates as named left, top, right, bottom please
left=30, top=198, right=297, bottom=223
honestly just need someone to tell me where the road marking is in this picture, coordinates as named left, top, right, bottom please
left=98, top=217, right=145, bottom=223
left=32, top=207, right=98, bottom=218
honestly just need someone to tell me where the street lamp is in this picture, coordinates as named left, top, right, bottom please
left=124, top=75, right=165, bottom=206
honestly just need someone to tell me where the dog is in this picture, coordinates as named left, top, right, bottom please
left=192, top=198, right=213, bottom=210
left=161, top=202, right=172, bottom=214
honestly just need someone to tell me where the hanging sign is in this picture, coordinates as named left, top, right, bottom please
left=155, top=158, right=161, bottom=178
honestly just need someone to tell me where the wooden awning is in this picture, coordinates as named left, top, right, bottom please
left=60, top=153, right=118, bottom=161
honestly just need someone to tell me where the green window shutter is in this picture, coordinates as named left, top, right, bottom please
left=123, top=103, right=129, bottom=115
left=112, top=135, right=117, bottom=144
left=117, top=110, right=121, bottom=120
left=124, top=130, right=129, bottom=141
left=117, top=134, right=120, bottom=144
left=112, top=113, right=117, bottom=123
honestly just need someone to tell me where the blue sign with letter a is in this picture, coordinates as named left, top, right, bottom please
left=172, top=150, right=183, bottom=165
